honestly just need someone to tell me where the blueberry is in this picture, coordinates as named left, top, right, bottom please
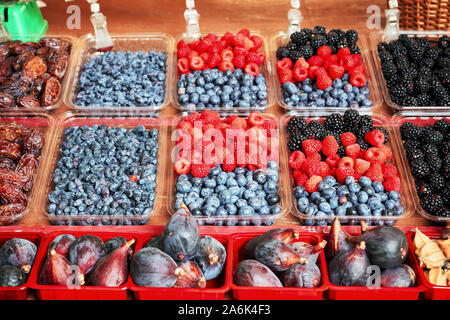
left=388, top=191, right=400, bottom=201
left=322, top=188, right=336, bottom=200
left=246, top=181, right=259, bottom=191
left=335, top=205, right=346, bottom=216
left=305, top=204, right=317, bottom=216
left=201, top=188, right=213, bottom=198
left=217, top=172, right=228, bottom=185
left=266, top=194, right=281, bottom=206
left=254, top=171, right=267, bottom=184
left=357, top=191, right=369, bottom=203
left=243, top=190, right=256, bottom=200
left=348, top=183, right=361, bottom=193
left=263, top=181, right=278, bottom=194
left=270, top=205, right=281, bottom=215
left=368, top=197, right=383, bottom=211
left=297, top=197, right=309, bottom=211
left=363, top=186, right=375, bottom=196
left=323, top=176, right=337, bottom=186
left=176, top=180, right=192, bottom=193
left=347, top=193, right=359, bottom=205
left=337, top=185, right=350, bottom=197
left=338, top=195, right=348, bottom=205
left=206, top=196, right=220, bottom=208
left=357, top=203, right=371, bottom=216
left=238, top=206, right=255, bottom=216
left=204, top=179, right=216, bottom=189
left=358, top=176, right=372, bottom=187
left=236, top=174, right=247, bottom=187
left=248, top=197, right=262, bottom=210
left=318, top=181, right=331, bottom=192
left=319, top=202, right=332, bottom=213
left=236, top=199, right=247, bottom=208
left=294, top=185, right=307, bottom=199
left=259, top=206, right=270, bottom=215
left=393, top=206, right=405, bottom=216
left=372, top=181, right=384, bottom=193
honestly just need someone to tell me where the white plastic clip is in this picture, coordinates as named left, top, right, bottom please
left=383, top=0, right=400, bottom=42
left=183, top=0, right=201, bottom=42
left=288, top=0, right=302, bottom=36
left=88, top=0, right=113, bottom=51
left=0, top=16, right=11, bottom=44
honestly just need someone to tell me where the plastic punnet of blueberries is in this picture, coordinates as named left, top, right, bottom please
left=76, top=51, right=167, bottom=107
left=47, top=124, right=159, bottom=225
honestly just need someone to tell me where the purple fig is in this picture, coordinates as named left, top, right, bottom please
left=144, top=234, right=164, bottom=251
left=162, top=207, right=200, bottom=261
left=38, top=250, right=85, bottom=286
left=174, top=261, right=206, bottom=288
left=325, top=217, right=354, bottom=261
left=254, top=239, right=306, bottom=272
left=329, top=241, right=370, bottom=286
left=130, top=247, right=178, bottom=287
left=282, top=263, right=322, bottom=288
left=68, top=235, right=103, bottom=276
left=0, top=238, right=37, bottom=274
left=0, top=265, right=25, bottom=287
left=101, top=236, right=127, bottom=256
left=194, top=235, right=226, bottom=281
left=48, top=234, right=76, bottom=257
left=90, top=239, right=135, bottom=287
left=234, top=260, right=282, bottom=287
left=291, top=240, right=327, bottom=265
left=381, top=264, right=416, bottom=287
left=245, top=228, right=299, bottom=259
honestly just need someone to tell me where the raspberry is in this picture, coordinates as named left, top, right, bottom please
left=246, top=51, right=264, bottom=65
left=306, top=153, right=322, bottom=162
left=323, top=55, right=340, bottom=70
left=355, top=158, right=370, bottom=176
left=338, top=156, right=355, bottom=169
left=278, top=68, right=294, bottom=83
left=336, top=166, right=355, bottom=184
left=365, top=163, right=383, bottom=182
left=237, top=29, right=251, bottom=38
left=308, top=66, right=319, bottom=79
left=337, top=47, right=351, bottom=58
left=315, top=67, right=328, bottom=77
left=200, top=110, right=221, bottom=126
left=383, top=176, right=401, bottom=192
left=349, top=64, right=365, bottom=75
left=345, top=143, right=360, bottom=158
left=293, top=169, right=308, bottom=186
left=177, top=58, right=190, bottom=74
left=322, top=135, right=339, bottom=156
left=248, top=112, right=265, bottom=127
left=302, top=139, right=322, bottom=156
left=188, top=40, right=200, bottom=50
left=174, top=159, right=191, bottom=175
left=305, top=175, right=323, bottom=193
left=326, top=154, right=340, bottom=168
left=232, top=55, right=246, bottom=69
left=294, top=57, right=309, bottom=70
left=207, top=53, right=221, bottom=68
left=188, top=50, right=199, bottom=60
left=218, top=61, right=235, bottom=72
left=244, top=63, right=261, bottom=76
left=191, top=163, right=210, bottom=178
left=316, top=73, right=332, bottom=90
left=317, top=46, right=332, bottom=58
left=196, top=40, right=209, bottom=53
left=382, top=163, right=398, bottom=177
left=230, top=117, right=247, bottom=130
left=364, top=147, right=385, bottom=164
left=220, top=49, right=234, bottom=61
left=351, top=54, right=362, bottom=66
left=307, top=55, right=324, bottom=67
left=199, top=52, right=210, bottom=63
left=289, top=150, right=306, bottom=169
left=342, top=55, right=358, bottom=71
left=319, top=162, right=330, bottom=177
left=183, top=112, right=201, bottom=124
left=177, top=40, right=188, bottom=50
left=379, top=145, right=392, bottom=162
left=365, top=130, right=385, bottom=147
left=177, top=46, right=191, bottom=58
left=250, top=35, right=264, bottom=50
left=328, top=65, right=345, bottom=80
left=340, top=132, right=357, bottom=146
left=233, top=33, right=252, bottom=48
left=293, top=67, right=308, bottom=82
left=350, top=72, right=367, bottom=87
left=276, top=57, right=293, bottom=70
left=304, top=160, right=322, bottom=177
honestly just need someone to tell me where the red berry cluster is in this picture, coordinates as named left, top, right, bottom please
left=174, top=110, right=279, bottom=178
left=289, top=128, right=401, bottom=193
left=177, top=29, right=265, bottom=77
left=276, top=46, right=367, bottom=89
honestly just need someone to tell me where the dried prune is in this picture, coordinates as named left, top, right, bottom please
left=16, top=153, right=38, bottom=191
left=0, top=203, right=26, bottom=218
left=233, top=260, right=283, bottom=287
left=0, top=44, right=10, bottom=61
left=174, top=260, right=206, bottom=288
left=21, top=56, right=47, bottom=81
left=12, top=53, right=34, bottom=72
left=35, top=47, right=51, bottom=58
left=11, top=42, right=39, bottom=55
left=0, top=182, right=27, bottom=205
left=48, top=234, right=76, bottom=257
left=68, top=235, right=103, bottom=276
left=29, top=73, right=51, bottom=98
left=47, top=50, right=68, bottom=79
left=195, top=236, right=226, bottom=281
left=0, top=169, right=28, bottom=189
left=21, top=129, right=44, bottom=156
left=0, top=80, right=29, bottom=99
left=0, top=238, right=36, bottom=273
left=41, top=76, right=61, bottom=106
left=39, top=38, right=71, bottom=53
left=0, top=92, right=14, bottom=108
left=0, top=265, right=25, bottom=287
left=16, top=95, right=40, bottom=109
left=0, top=141, right=21, bottom=160
left=0, top=60, right=13, bottom=78
left=0, top=122, right=22, bottom=142
left=0, top=158, right=15, bottom=170
left=254, top=239, right=305, bottom=272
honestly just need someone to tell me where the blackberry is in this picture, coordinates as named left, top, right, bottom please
left=286, top=41, right=297, bottom=52
left=327, top=30, right=341, bottom=46
left=442, top=187, right=450, bottom=207
left=416, top=182, right=433, bottom=198
left=288, top=137, right=303, bottom=152
left=436, top=207, right=450, bottom=218
left=307, top=120, right=326, bottom=136
left=428, top=172, right=446, bottom=192
left=313, top=26, right=327, bottom=36
left=435, top=69, right=450, bottom=87
left=432, top=85, right=448, bottom=100
left=414, top=75, right=431, bottom=93
left=329, top=131, right=342, bottom=143
left=389, top=84, right=408, bottom=101
left=291, top=31, right=309, bottom=46
left=421, top=127, right=443, bottom=145
left=377, top=42, right=389, bottom=52
left=406, top=148, right=425, bottom=162
left=426, top=154, right=442, bottom=173
left=357, top=138, right=370, bottom=150
left=443, top=155, right=450, bottom=167
left=410, top=159, right=430, bottom=178
left=343, top=109, right=360, bottom=129
left=345, top=30, right=359, bottom=44
left=301, top=28, right=313, bottom=41
left=287, top=117, right=307, bottom=134
left=276, top=46, right=290, bottom=60
left=434, top=119, right=449, bottom=134
left=298, top=45, right=314, bottom=60
left=407, top=44, right=425, bottom=62
left=289, top=50, right=303, bottom=63
left=310, top=35, right=328, bottom=50
left=324, top=113, right=344, bottom=132
left=381, top=61, right=397, bottom=79
left=378, top=50, right=394, bottom=64
left=436, top=57, right=450, bottom=69
left=416, top=37, right=431, bottom=51
left=302, top=127, right=316, bottom=140
left=337, top=145, right=345, bottom=158
left=416, top=93, right=431, bottom=106
left=438, top=35, right=450, bottom=49
left=419, top=58, right=435, bottom=70
left=424, top=46, right=441, bottom=60
left=440, top=140, right=450, bottom=157
left=376, top=126, right=390, bottom=143
left=441, top=162, right=450, bottom=180
left=402, top=96, right=418, bottom=106
left=349, top=44, right=361, bottom=54
left=422, top=143, right=439, bottom=157
left=358, top=115, right=373, bottom=131
left=421, top=194, right=444, bottom=215
left=400, top=122, right=423, bottom=140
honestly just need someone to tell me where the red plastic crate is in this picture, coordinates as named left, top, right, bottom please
left=0, top=230, right=45, bottom=300
left=129, top=227, right=232, bottom=300
left=326, top=229, right=426, bottom=300
left=407, top=231, right=450, bottom=300
left=230, top=230, right=329, bottom=300
left=28, top=229, right=140, bottom=300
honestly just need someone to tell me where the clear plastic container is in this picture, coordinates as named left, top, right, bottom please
left=391, top=114, right=450, bottom=223
left=166, top=113, right=289, bottom=226
left=281, top=112, right=415, bottom=225
left=1, top=34, right=78, bottom=112
left=38, top=111, right=166, bottom=226
left=270, top=32, right=382, bottom=115
left=0, top=112, right=55, bottom=225
left=368, top=29, right=450, bottom=114
left=64, top=33, right=174, bottom=114
left=172, top=32, right=275, bottom=115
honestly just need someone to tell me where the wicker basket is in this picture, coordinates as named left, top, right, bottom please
left=396, top=0, right=449, bottom=31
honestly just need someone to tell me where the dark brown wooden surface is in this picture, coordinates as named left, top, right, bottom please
left=15, top=0, right=443, bottom=227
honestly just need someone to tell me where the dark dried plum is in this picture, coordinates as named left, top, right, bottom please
left=11, top=42, right=39, bottom=55
left=48, top=234, right=76, bottom=257
left=21, top=56, right=47, bottom=81
left=46, top=50, right=68, bottom=79
left=254, top=239, right=305, bottom=272
left=0, top=265, right=25, bottom=287
left=0, top=60, right=13, bottom=78
left=234, top=259, right=282, bottom=287
left=39, top=38, right=71, bottom=53
left=29, top=73, right=51, bottom=98
left=0, top=238, right=36, bottom=273
left=0, top=122, right=22, bottom=142
left=0, top=158, right=15, bottom=170
left=0, top=79, right=29, bottom=99
left=16, top=95, right=40, bottom=109
left=21, top=129, right=44, bottom=156
left=41, top=76, right=61, bottom=106
left=194, top=235, right=226, bottom=281
left=282, top=263, right=321, bottom=288
left=245, top=228, right=299, bottom=259
left=130, top=247, right=178, bottom=287
left=174, top=260, right=206, bottom=288
left=68, top=235, right=103, bottom=276
left=381, top=264, right=416, bottom=287
left=0, top=92, right=14, bottom=108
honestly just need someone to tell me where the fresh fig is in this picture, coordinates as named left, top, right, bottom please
left=291, top=240, right=327, bottom=265
left=329, top=241, right=370, bottom=286
left=325, top=217, right=354, bottom=261
left=174, top=260, right=206, bottom=288
left=38, top=250, right=85, bottom=286
left=245, top=228, right=299, bottom=259
left=0, top=265, right=25, bottom=287
left=282, top=262, right=322, bottom=288
left=90, top=239, right=135, bottom=287
left=162, top=207, right=200, bottom=261
left=381, top=264, right=417, bottom=287
left=0, top=238, right=36, bottom=273
left=48, top=234, right=76, bottom=257
left=68, top=235, right=103, bottom=276
left=254, top=239, right=306, bottom=272
left=194, top=236, right=226, bottom=281
left=353, top=225, right=408, bottom=268
left=101, top=236, right=127, bottom=256
left=130, top=247, right=178, bottom=287
left=144, top=234, right=164, bottom=251
left=234, top=260, right=283, bottom=287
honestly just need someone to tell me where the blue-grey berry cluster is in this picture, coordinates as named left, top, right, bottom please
left=76, top=51, right=167, bottom=107
left=294, top=175, right=404, bottom=226
left=48, top=124, right=159, bottom=226
left=282, top=74, right=372, bottom=108
left=177, top=68, right=268, bottom=110
left=175, top=162, right=281, bottom=226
